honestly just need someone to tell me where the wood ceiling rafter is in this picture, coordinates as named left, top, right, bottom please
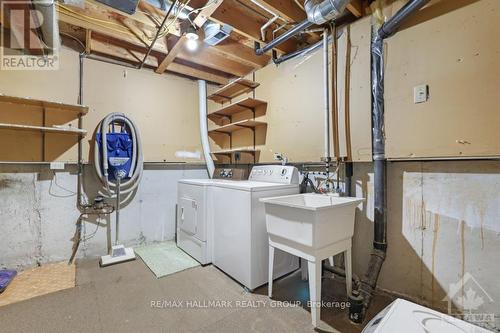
left=248, top=0, right=306, bottom=23
left=156, top=35, right=188, bottom=73
left=57, top=4, right=169, bottom=53
left=89, top=33, right=230, bottom=84
left=346, top=0, right=364, bottom=18
left=89, top=31, right=236, bottom=78
left=190, top=0, right=299, bottom=54
left=238, top=0, right=321, bottom=44
left=56, top=0, right=367, bottom=84
left=193, top=0, right=225, bottom=27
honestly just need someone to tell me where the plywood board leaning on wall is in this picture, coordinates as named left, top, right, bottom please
left=82, top=57, right=203, bottom=163
left=384, top=0, right=500, bottom=159
left=336, top=16, right=372, bottom=162
left=0, top=47, right=204, bottom=163
left=251, top=16, right=372, bottom=163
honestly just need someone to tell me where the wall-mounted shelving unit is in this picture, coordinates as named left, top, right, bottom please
left=208, top=78, right=260, bottom=104
left=208, top=119, right=267, bottom=135
left=207, top=78, right=266, bottom=164
left=0, top=94, right=89, bottom=162
left=212, top=147, right=258, bottom=156
left=0, top=123, right=87, bottom=136
left=207, top=97, right=267, bottom=126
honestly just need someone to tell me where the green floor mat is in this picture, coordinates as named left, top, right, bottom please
left=135, top=241, right=200, bottom=278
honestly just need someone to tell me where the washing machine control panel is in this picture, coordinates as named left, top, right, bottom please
left=249, top=165, right=299, bottom=184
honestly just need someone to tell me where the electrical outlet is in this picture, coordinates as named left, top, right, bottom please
left=414, top=84, right=429, bottom=104
left=50, top=162, right=65, bottom=170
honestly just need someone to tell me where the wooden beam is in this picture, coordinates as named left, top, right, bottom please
left=57, top=10, right=168, bottom=53
left=214, top=37, right=270, bottom=68
left=178, top=44, right=255, bottom=77
left=204, top=0, right=298, bottom=53
left=193, top=0, right=224, bottom=28
left=251, top=0, right=306, bottom=23
left=85, top=30, right=92, bottom=54
left=91, top=38, right=157, bottom=66
left=168, top=63, right=229, bottom=85
left=90, top=36, right=229, bottom=85
left=56, top=1, right=177, bottom=53
left=347, top=0, right=364, bottom=18
left=90, top=32, right=238, bottom=80
left=156, top=35, right=187, bottom=73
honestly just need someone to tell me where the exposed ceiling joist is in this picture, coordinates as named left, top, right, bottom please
left=57, top=0, right=367, bottom=85
left=85, top=29, right=92, bottom=54
left=194, top=0, right=298, bottom=53
left=178, top=43, right=255, bottom=77
left=156, top=35, right=187, bottom=73
left=57, top=9, right=168, bottom=53
left=90, top=36, right=229, bottom=84
left=193, top=0, right=225, bottom=27
left=242, top=0, right=321, bottom=43
left=248, top=0, right=306, bottom=23
left=347, top=0, right=364, bottom=18
left=214, top=37, right=270, bottom=68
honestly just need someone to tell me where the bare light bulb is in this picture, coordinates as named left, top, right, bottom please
left=186, top=38, right=198, bottom=51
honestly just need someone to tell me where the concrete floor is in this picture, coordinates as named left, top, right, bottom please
left=0, top=258, right=393, bottom=333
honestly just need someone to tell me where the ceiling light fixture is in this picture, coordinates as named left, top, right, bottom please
left=185, top=25, right=199, bottom=51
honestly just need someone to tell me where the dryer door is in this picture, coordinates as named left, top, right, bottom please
left=178, top=197, right=198, bottom=235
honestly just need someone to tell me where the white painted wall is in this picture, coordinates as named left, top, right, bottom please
left=0, top=164, right=207, bottom=269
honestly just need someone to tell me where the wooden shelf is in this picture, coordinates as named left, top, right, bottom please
left=208, top=119, right=267, bottom=135
left=211, top=148, right=258, bottom=155
left=208, top=78, right=260, bottom=104
left=0, top=94, right=89, bottom=114
left=0, top=123, right=87, bottom=136
left=208, top=97, right=267, bottom=124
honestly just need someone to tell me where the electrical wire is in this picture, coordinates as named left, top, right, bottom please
left=153, top=0, right=190, bottom=39
left=49, top=171, right=77, bottom=198
left=58, top=0, right=190, bottom=45
left=59, top=31, right=86, bottom=54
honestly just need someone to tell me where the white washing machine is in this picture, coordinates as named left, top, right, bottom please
left=211, top=165, right=300, bottom=291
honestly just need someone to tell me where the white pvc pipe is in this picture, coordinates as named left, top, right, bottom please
left=323, top=30, right=330, bottom=160
left=261, top=15, right=279, bottom=41
left=198, top=80, right=215, bottom=178
left=251, top=0, right=285, bottom=41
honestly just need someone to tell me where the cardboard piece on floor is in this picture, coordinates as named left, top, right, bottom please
left=0, top=262, right=75, bottom=307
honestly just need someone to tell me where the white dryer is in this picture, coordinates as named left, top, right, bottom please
left=177, top=179, right=216, bottom=265
left=211, top=165, right=300, bottom=291
left=177, top=169, right=246, bottom=265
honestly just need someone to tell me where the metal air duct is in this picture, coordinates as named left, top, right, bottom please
left=304, top=0, right=350, bottom=25
left=255, top=0, right=350, bottom=55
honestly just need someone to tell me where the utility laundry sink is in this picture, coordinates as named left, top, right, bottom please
left=262, top=193, right=364, bottom=328
left=260, top=193, right=364, bottom=250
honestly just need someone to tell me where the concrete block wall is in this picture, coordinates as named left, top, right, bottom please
left=0, top=164, right=207, bottom=269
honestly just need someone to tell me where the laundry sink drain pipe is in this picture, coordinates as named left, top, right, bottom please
left=353, top=0, right=430, bottom=322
